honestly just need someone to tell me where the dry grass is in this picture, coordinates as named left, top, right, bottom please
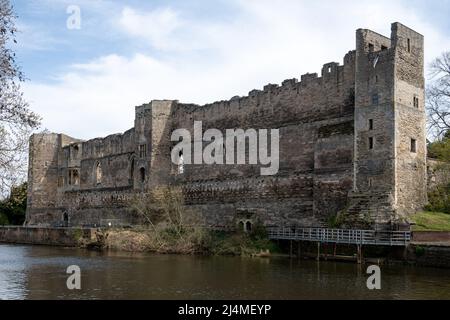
left=101, top=186, right=278, bottom=256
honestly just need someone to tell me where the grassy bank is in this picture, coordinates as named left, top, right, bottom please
left=412, top=211, right=450, bottom=231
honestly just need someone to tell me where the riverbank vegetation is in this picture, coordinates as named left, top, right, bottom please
left=0, top=183, right=27, bottom=226
left=97, top=186, right=278, bottom=256
left=104, top=227, right=278, bottom=256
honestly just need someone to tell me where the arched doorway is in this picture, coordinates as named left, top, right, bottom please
left=63, top=212, right=69, bottom=227
left=139, top=167, right=146, bottom=183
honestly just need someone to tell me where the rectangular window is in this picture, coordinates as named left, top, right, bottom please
left=407, top=39, right=411, bottom=52
left=411, top=139, right=417, bottom=153
left=139, top=144, right=147, bottom=158
left=372, top=94, right=379, bottom=105
left=369, top=119, right=374, bottom=131
left=58, top=176, right=64, bottom=188
left=369, top=137, right=374, bottom=150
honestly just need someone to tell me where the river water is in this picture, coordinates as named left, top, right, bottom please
left=0, top=244, right=450, bottom=300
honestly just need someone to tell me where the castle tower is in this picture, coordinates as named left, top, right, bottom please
left=352, top=22, right=427, bottom=226
left=26, top=133, right=80, bottom=226
left=134, top=100, right=175, bottom=190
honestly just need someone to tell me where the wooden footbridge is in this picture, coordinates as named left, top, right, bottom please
left=267, top=227, right=411, bottom=263
left=267, top=227, right=411, bottom=247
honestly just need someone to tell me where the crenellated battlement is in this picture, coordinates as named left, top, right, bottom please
left=171, top=50, right=357, bottom=126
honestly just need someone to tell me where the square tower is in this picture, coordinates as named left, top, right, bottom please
left=353, top=22, right=427, bottom=226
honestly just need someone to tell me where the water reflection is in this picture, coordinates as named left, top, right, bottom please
left=0, top=244, right=450, bottom=300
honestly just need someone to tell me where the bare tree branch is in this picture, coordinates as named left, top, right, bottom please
left=0, top=0, right=41, bottom=197
left=427, top=51, right=450, bottom=141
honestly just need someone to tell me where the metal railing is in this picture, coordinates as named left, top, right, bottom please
left=267, top=227, right=411, bottom=246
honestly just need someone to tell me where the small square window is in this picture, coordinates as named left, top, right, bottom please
left=381, top=45, right=388, bottom=51
left=369, top=137, right=374, bottom=150
left=411, top=139, right=417, bottom=153
left=369, top=119, right=374, bottom=131
left=368, top=43, right=374, bottom=52
left=372, top=94, right=379, bottom=105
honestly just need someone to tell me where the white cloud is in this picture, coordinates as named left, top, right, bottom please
left=23, top=0, right=450, bottom=140
left=119, top=7, right=182, bottom=51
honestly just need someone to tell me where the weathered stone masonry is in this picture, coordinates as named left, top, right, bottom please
left=26, top=23, right=428, bottom=229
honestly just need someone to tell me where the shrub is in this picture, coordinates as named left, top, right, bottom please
left=415, top=246, right=425, bottom=257
left=425, top=182, right=450, bottom=214
left=0, top=212, right=9, bottom=225
left=126, top=186, right=209, bottom=254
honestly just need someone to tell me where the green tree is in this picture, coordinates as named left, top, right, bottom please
left=428, top=130, right=450, bottom=162
left=0, top=182, right=27, bottom=225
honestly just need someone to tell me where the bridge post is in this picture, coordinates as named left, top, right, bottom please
left=290, top=240, right=293, bottom=258
left=356, top=245, right=363, bottom=264
left=316, top=242, right=321, bottom=261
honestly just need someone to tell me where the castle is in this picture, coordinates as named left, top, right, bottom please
left=26, top=22, right=427, bottom=230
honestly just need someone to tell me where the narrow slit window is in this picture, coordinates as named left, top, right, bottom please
left=369, top=119, right=374, bottom=130
left=369, top=137, right=374, bottom=150
left=407, top=38, right=411, bottom=53
left=95, top=162, right=102, bottom=185
left=413, top=96, right=419, bottom=108
left=178, top=151, right=184, bottom=175
left=411, top=139, right=417, bottom=153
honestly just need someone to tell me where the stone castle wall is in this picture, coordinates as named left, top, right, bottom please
left=26, top=23, right=428, bottom=230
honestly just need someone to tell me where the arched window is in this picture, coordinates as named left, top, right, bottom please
left=139, top=167, right=146, bottom=183
left=72, top=145, right=79, bottom=159
left=95, top=162, right=102, bottom=185
left=178, top=151, right=184, bottom=175
left=238, top=221, right=245, bottom=232
left=73, top=170, right=80, bottom=186
left=245, top=221, right=253, bottom=233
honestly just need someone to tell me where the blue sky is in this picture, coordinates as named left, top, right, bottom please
left=11, top=0, right=450, bottom=139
